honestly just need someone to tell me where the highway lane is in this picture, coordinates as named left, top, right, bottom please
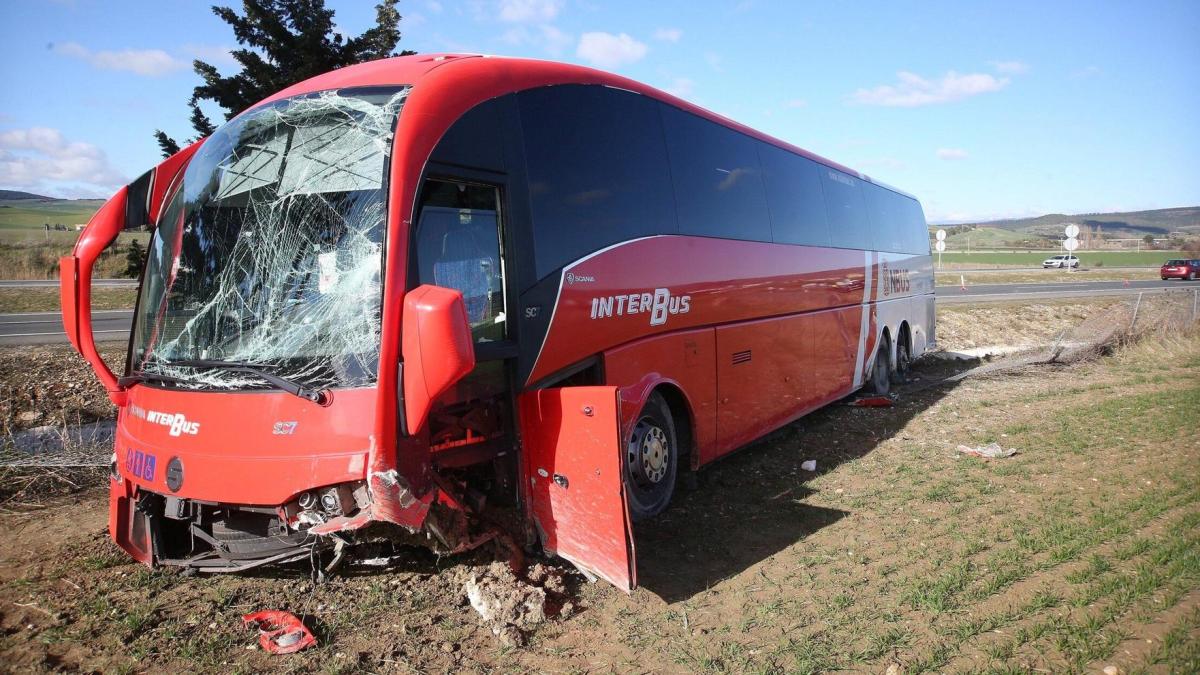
left=0, top=310, right=133, bottom=346
left=0, top=279, right=137, bottom=288
left=936, top=278, right=1200, bottom=304
left=1, top=279, right=1197, bottom=345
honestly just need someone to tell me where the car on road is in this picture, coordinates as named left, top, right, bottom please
left=1160, top=258, right=1200, bottom=280
left=1042, top=254, right=1080, bottom=269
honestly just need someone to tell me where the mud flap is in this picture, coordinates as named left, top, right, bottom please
left=518, top=386, right=636, bottom=591
left=109, top=477, right=152, bottom=565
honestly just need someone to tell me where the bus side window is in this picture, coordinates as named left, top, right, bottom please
left=821, top=169, right=873, bottom=251
left=660, top=104, right=772, bottom=243
left=759, top=144, right=831, bottom=247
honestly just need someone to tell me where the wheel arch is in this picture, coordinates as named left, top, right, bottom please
left=619, top=377, right=698, bottom=471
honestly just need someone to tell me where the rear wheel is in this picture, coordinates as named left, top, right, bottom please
left=891, top=336, right=911, bottom=384
left=624, top=393, right=678, bottom=521
left=867, top=338, right=891, bottom=395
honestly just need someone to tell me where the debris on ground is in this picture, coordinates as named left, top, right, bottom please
left=956, top=442, right=1018, bottom=459
left=461, top=561, right=572, bottom=647
left=800, top=460, right=817, bottom=471
left=846, top=395, right=896, bottom=407
left=242, top=610, right=317, bottom=655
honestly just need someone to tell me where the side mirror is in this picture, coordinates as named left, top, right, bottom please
left=61, top=186, right=129, bottom=405
left=402, top=284, right=476, bottom=434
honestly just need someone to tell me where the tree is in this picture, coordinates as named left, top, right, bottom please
left=155, top=1, right=412, bottom=151
left=124, top=239, right=146, bottom=278
left=154, top=130, right=181, bottom=158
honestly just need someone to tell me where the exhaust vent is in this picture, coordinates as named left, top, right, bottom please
left=731, top=349, right=752, bottom=365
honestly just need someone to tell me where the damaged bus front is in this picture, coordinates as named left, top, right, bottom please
left=64, top=86, right=483, bottom=573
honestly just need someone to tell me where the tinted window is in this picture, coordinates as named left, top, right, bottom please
left=864, top=183, right=908, bottom=253
left=821, top=168, right=872, bottom=250
left=429, top=100, right=505, bottom=171
left=519, top=85, right=676, bottom=279
left=901, top=196, right=930, bottom=254
left=660, top=104, right=772, bottom=242
left=759, top=144, right=831, bottom=247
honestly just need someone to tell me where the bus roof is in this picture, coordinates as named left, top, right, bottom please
left=254, top=54, right=915, bottom=201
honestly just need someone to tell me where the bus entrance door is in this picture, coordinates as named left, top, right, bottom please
left=517, top=386, right=636, bottom=591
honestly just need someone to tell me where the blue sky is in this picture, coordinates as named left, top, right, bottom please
left=1, top=0, right=1197, bottom=222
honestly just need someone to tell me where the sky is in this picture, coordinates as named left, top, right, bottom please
left=0, top=0, right=1198, bottom=223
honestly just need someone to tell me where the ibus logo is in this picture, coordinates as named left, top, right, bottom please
left=589, top=288, right=692, bottom=326
left=129, top=404, right=200, bottom=437
left=880, top=262, right=911, bottom=297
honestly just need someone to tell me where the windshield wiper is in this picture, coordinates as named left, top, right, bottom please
left=119, top=371, right=191, bottom=388
left=165, top=359, right=329, bottom=404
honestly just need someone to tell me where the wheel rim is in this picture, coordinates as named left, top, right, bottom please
left=627, top=418, right=670, bottom=488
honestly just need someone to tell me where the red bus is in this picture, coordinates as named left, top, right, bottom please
left=62, top=54, right=933, bottom=590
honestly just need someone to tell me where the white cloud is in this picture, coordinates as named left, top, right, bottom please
left=426, top=0, right=444, bottom=12
left=538, top=25, right=573, bottom=55
left=784, top=98, right=807, bottom=108
left=576, top=32, right=648, bottom=69
left=989, top=60, right=1029, bottom=74
left=0, top=127, right=126, bottom=193
left=653, top=28, right=682, bottom=43
left=54, top=41, right=186, bottom=77
left=183, top=44, right=238, bottom=67
left=663, top=77, right=694, bottom=98
left=1073, top=65, right=1102, bottom=78
left=851, top=70, right=1010, bottom=107
left=936, top=148, right=969, bottom=160
left=498, top=0, right=562, bottom=23
left=499, top=23, right=573, bottom=55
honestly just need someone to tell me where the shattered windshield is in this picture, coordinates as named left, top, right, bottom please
left=130, top=86, right=409, bottom=391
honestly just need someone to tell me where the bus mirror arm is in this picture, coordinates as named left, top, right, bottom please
left=60, top=186, right=129, bottom=407
left=401, top=285, right=476, bottom=435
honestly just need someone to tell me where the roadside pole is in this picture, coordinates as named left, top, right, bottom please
left=935, top=229, right=946, bottom=270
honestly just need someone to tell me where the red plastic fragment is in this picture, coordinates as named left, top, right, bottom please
left=243, top=610, right=317, bottom=654
left=850, top=396, right=895, bottom=407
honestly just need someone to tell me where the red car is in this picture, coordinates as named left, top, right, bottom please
left=1160, top=259, right=1200, bottom=280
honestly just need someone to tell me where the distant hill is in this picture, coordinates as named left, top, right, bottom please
left=949, top=207, right=1200, bottom=238
left=0, top=190, right=54, bottom=201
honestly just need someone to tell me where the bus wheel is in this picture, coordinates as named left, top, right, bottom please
left=891, top=336, right=911, bottom=384
left=867, top=339, right=891, bottom=395
left=625, top=392, right=678, bottom=521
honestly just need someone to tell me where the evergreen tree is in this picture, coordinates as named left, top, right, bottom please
left=124, top=239, right=146, bottom=278
left=154, top=130, right=182, bottom=158
left=153, top=1, right=413, bottom=150
left=190, top=0, right=412, bottom=134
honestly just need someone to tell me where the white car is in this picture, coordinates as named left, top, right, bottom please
left=1042, top=254, right=1080, bottom=268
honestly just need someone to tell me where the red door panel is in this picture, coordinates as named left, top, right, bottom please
left=518, top=386, right=636, bottom=591
left=808, top=306, right=860, bottom=404
left=715, top=314, right=809, bottom=454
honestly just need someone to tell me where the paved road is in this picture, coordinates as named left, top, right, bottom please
left=937, top=278, right=1200, bottom=304
left=0, top=278, right=136, bottom=288
left=0, top=310, right=133, bottom=346
left=2, top=279, right=1197, bottom=345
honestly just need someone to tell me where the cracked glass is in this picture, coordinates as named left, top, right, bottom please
left=130, top=86, right=409, bottom=391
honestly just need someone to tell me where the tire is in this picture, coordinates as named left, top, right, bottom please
left=867, top=338, right=891, bottom=395
left=624, top=392, right=678, bottom=521
left=1189, top=272, right=1196, bottom=281
left=890, top=336, right=911, bottom=384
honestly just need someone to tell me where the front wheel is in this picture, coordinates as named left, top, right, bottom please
left=624, top=393, right=678, bottom=521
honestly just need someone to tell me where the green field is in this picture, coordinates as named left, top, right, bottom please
left=939, top=250, right=1187, bottom=268
left=0, top=199, right=104, bottom=231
